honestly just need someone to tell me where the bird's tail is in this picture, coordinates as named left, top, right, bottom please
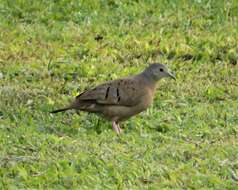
left=50, top=107, right=70, bottom=113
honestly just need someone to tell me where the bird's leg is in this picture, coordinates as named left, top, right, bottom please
left=112, top=121, right=120, bottom=134
left=116, top=122, right=122, bottom=134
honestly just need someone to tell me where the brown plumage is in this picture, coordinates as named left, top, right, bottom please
left=51, top=63, right=175, bottom=134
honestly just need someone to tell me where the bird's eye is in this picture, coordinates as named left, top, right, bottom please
left=160, top=68, right=164, bottom=72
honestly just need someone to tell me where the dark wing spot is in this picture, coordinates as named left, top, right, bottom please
left=105, top=87, right=110, bottom=99
left=116, top=88, right=120, bottom=102
left=116, top=88, right=119, bottom=97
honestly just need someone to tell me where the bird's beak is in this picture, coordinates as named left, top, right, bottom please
left=167, top=72, right=176, bottom=80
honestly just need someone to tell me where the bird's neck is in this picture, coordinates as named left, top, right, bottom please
left=140, top=71, right=157, bottom=83
left=138, top=71, right=157, bottom=89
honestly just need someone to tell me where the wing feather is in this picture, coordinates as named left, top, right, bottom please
left=76, top=77, right=145, bottom=106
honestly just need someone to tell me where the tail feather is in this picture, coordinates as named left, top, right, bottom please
left=50, top=107, right=70, bottom=113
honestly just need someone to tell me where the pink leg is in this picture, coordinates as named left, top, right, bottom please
left=117, top=124, right=122, bottom=133
left=112, top=121, right=121, bottom=134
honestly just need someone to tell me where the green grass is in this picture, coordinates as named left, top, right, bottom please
left=0, top=0, right=238, bottom=189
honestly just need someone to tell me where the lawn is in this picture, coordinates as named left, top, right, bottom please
left=0, top=0, right=238, bottom=189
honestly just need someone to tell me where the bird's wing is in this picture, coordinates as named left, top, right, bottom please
left=76, top=77, right=147, bottom=107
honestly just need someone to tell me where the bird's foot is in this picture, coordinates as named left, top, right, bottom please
left=112, top=121, right=122, bottom=135
left=117, top=125, right=122, bottom=134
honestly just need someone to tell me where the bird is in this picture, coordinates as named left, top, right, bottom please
left=50, top=63, right=175, bottom=134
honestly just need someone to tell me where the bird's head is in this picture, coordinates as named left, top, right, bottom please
left=143, top=63, right=176, bottom=82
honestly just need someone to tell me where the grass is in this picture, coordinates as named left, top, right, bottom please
left=0, top=0, right=238, bottom=189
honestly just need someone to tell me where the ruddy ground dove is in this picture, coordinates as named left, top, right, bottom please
left=51, top=63, right=175, bottom=134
